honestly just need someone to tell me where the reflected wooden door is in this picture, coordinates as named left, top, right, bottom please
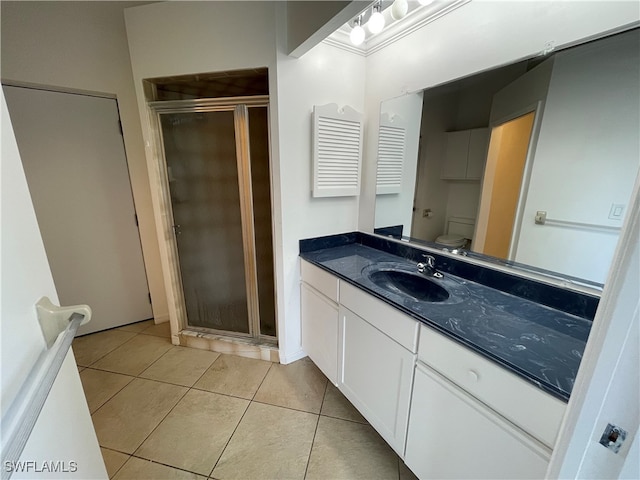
left=475, top=111, right=536, bottom=258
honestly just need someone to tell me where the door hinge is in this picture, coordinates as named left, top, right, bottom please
left=148, top=292, right=152, bottom=304
left=134, top=213, right=139, bottom=226
left=118, top=120, right=123, bottom=136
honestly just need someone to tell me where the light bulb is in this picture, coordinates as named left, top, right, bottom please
left=350, top=24, right=365, bottom=46
left=391, top=0, right=408, bottom=20
left=418, top=0, right=434, bottom=5
left=367, top=11, right=385, bottom=34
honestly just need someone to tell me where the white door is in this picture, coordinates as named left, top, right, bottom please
left=3, top=85, right=152, bottom=335
left=1, top=90, right=106, bottom=478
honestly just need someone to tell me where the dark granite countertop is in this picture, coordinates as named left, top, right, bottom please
left=301, top=242, right=593, bottom=402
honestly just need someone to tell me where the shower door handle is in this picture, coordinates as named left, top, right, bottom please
left=173, top=224, right=182, bottom=236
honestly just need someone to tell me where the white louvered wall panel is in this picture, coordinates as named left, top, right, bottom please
left=312, top=104, right=363, bottom=197
left=376, top=113, right=406, bottom=195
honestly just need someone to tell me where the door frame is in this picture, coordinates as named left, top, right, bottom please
left=147, top=95, right=276, bottom=344
left=474, top=101, right=544, bottom=260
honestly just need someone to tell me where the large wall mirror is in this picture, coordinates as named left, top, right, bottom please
left=373, top=28, right=639, bottom=287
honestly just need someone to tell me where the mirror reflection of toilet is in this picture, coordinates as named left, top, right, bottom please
left=435, top=217, right=475, bottom=249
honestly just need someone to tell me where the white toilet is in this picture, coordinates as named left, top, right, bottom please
left=435, top=217, right=475, bottom=249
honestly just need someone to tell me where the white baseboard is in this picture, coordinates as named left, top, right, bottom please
left=279, top=348, right=307, bottom=365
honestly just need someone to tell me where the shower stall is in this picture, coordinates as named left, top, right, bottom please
left=149, top=94, right=276, bottom=345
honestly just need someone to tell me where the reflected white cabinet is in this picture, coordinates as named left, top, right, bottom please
left=441, top=128, right=489, bottom=180
left=301, top=261, right=339, bottom=385
left=338, top=306, right=415, bottom=455
left=405, top=363, right=550, bottom=479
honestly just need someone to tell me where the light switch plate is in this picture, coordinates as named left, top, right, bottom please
left=608, top=203, right=625, bottom=220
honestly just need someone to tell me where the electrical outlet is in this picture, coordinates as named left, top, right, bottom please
left=599, top=423, right=627, bottom=453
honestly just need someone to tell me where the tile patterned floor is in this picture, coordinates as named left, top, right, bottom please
left=73, top=320, right=418, bottom=480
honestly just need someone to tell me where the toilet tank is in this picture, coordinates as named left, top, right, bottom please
left=446, top=217, right=476, bottom=239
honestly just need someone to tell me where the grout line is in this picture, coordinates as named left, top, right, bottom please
left=317, top=411, right=370, bottom=426
left=86, top=372, right=136, bottom=416
left=207, top=394, right=253, bottom=478
left=100, top=446, right=130, bottom=479
left=208, top=361, right=273, bottom=478
left=74, top=331, right=140, bottom=368
left=250, top=361, right=273, bottom=401
left=187, top=351, right=223, bottom=389
left=126, top=453, right=209, bottom=478
left=129, top=382, right=190, bottom=460
left=303, top=380, right=328, bottom=479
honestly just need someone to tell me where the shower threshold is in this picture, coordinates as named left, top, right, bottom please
left=178, top=328, right=279, bottom=363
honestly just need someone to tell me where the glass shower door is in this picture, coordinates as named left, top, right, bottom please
left=160, top=110, right=250, bottom=333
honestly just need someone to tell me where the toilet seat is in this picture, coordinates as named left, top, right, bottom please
left=435, top=234, right=467, bottom=248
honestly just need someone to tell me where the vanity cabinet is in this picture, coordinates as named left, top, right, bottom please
left=441, top=128, right=489, bottom=180
left=300, top=260, right=339, bottom=385
left=338, top=282, right=418, bottom=455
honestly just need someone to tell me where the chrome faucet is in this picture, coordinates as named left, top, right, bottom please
left=417, top=254, right=443, bottom=278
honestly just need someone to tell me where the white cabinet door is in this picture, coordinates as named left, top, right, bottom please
left=466, top=128, right=489, bottom=179
left=441, top=130, right=470, bottom=179
left=405, top=363, right=550, bottom=480
left=301, top=283, right=339, bottom=385
left=339, top=306, right=415, bottom=455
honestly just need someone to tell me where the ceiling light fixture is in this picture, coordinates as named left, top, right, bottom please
left=367, top=1, right=385, bottom=34
left=350, top=15, right=365, bottom=46
left=390, top=0, right=409, bottom=20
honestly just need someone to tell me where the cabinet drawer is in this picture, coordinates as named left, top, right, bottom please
left=301, top=260, right=338, bottom=302
left=340, top=281, right=418, bottom=352
left=418, top=325, right=566, bottom=448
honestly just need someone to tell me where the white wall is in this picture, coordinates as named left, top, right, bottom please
left=411, top=91, right=457, bottom=241
left=275, top=34, right=365, bottom=360
left=515, top=30, right=639, bottom=283
left=374, top=92, right=423, bottom=235
left=548, top=175, right=639, bottom=479
left=0, top=1, right=167, bottom=323
left=1, top=91, right=106, bottom=479
left=360, top=1, right=640, bottom=233
left=124, top=1, right=365, bottom=362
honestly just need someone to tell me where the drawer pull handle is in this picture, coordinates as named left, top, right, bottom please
left=468, top=370, right=479, bottom=382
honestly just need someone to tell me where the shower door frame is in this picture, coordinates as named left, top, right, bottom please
left=148, top=95, right=276, bottom=345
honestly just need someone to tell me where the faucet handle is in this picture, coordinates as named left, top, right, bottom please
left=422, top=254, right=435, bottom=268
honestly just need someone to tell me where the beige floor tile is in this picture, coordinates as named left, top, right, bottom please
left=321, top=383, right=367, bottom=423
left=113, top=457, right=204, bottom=480
left=305, top=415, right=400, bottom=480
left=400, top=459, right=419, bottom=480
left=101, top=448, right=129, bottom=479
left=92, top=378, right=187, bottom=454
left=91, top=334, right=173, bottom=376
left=141, top=321, right=172, bottom=338
left=73, top=330, right=137, bottom=366
left=80, top=368, right=134, bottom=413
left=193, top=354, right=271, bottom=399
left=253, top=357, right=327, bottom=413
left=212, top=402, right=317, bottom=480
left=136, top=389, right=248, bottom=476
left=140, top=346, right=219, bottom=387
left=117, top=319, right=154, bottom=333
